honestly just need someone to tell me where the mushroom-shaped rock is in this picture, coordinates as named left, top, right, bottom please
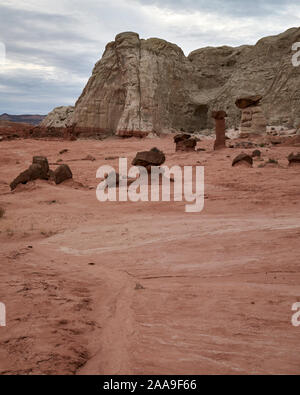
left=232, top=153, right=253, bottom=167
left=288, top=152, right=300, bottom=166
left=235, top=95, right=262, bottom=109
left=53, top=164, right=73, bottom=184
left=132, top=147, right=166, bottom=168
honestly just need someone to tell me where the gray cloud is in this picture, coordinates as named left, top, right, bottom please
left=137, top=0, right=292, bottom=17
left=0, top=0, right=299, bottom=114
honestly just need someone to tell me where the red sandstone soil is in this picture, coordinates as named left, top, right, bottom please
left=0, top=136, right=299, bottom=375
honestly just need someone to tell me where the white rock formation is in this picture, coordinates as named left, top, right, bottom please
left=41, top=106, right=74, bottom=128
left=67, top=27, right=300, bottom=135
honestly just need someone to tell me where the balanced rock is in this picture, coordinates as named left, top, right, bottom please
left=235, top=95, right=267, bottom=136
left=235, top=95, right=262, bottom=109
left=232, top=153, right=253, bottom=168
left=288, top=152, right=300, bottom=166
left=132, top=147, right=166, bottom=169
left=53, top=164, right=73, bottom=184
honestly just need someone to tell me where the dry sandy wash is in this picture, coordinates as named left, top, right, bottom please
left=0, top=136, right=299, bottom=375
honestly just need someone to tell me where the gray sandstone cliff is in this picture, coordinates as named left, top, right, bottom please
left=71, top=28, right=300, bottom=135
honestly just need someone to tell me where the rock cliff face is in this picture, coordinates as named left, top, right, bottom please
left=74, top=32, right=199, bottom=135
left=41, top=106, right=74, bottom=128
left=72, top=28, right=300, bottom=135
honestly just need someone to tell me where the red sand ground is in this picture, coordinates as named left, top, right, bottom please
left=0, top=136, right=299, bottom=375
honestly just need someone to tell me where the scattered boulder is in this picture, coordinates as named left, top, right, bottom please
left=10, top=156, right=50, bottom=190
left=10, top=163, right=49, bottom=190
left=173, top=134, right=197, bottom=152
left=53, top=164, right=73, bottom=184
left=232, top=153, right=253, bottom=168
left=174, top=134, right=192, bottom=143
left=32, top=156, right=49, bottom=175
left=59, top=149, right=68, bottom=155
left=132, top=147, right=166, bottom=169
left=288, top=152, right=300, bottom=167
left=176, top=139, right=197, bottom=152
left=10, top=156, right=74, bottom=190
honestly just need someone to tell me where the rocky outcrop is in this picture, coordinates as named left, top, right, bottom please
left=74, top=32, right=199, bottom=136
left=132, top=147, right=166, bottom=170
left=232, top=153, right=253, bottom=168
left=52, top=164, right=73, bottom=184
left=10, top=156, right=50, bottom=190
left=10, top=157, right=73, bottom=190
left=71, top=27, right=300, bottom=135
left=41, top=106, right=74, bottom=128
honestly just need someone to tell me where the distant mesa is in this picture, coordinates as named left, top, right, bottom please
left=0, top=113, right=46, bottom=126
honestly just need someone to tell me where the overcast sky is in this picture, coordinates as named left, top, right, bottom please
left=0, top=0, right=299, bottom=114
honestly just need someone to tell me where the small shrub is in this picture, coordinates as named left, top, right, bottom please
left=267, top=158, right=278, bottom=164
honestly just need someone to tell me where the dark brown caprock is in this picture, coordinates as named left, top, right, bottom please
left=212, top=110, right=227, bottom=150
